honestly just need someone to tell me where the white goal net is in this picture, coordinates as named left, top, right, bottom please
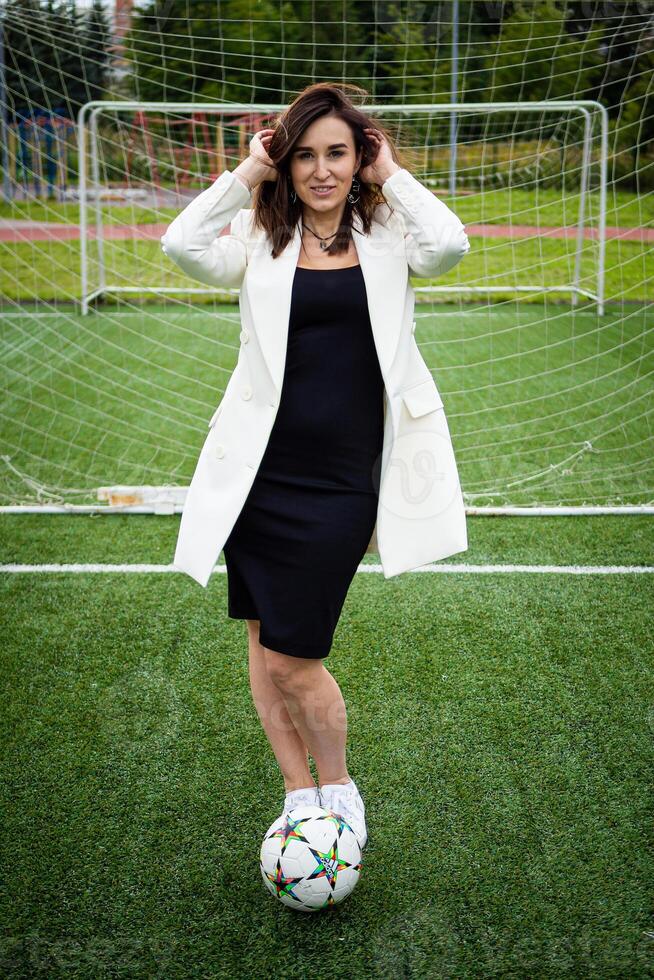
left=1, top=1, right=652, bottom=513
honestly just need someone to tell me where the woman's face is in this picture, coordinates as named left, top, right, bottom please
left=288, top=115, right=362, bottom=216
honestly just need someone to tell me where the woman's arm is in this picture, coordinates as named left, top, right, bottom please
left=160, top=169, right=253, bottom=289
left=381, top=168, right=471, bottom=279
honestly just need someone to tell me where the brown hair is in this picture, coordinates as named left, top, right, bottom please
left=249, top=82, right=411, bottom=259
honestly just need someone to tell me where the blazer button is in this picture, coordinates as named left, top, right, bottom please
left=214, top=443, right=225, bottom=459
left=242, top=385, right=252, bottom=400
left=239, top=329, right=249, bottom=343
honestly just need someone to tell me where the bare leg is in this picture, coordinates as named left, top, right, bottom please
left=263, top=649, right=351, bottom=787
left=245, top=620, right=316, bottom=793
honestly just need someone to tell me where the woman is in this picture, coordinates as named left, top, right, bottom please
left=161, top=83, right=470, bottom=848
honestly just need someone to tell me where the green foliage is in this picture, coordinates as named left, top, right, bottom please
left=2, top=0, right=112, bottom=120
left=118, top=0, right=653, bottom=189
left=480, top=0, right=605, bottom=104
left=125, top=0, right=279, bottom=104
left=2, top=1, right=652, bottom=188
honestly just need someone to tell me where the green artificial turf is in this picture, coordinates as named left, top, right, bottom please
left=2, top=199, right=653, bottom=973
left=0, top=234, right=650, bottom=303
left=1, top=513, right=653, bottom=978
left=1, top=302, right=652, bottom=507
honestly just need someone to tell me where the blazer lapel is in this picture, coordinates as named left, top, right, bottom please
left=352, top=210, right=406, bottom=379
left=245, top=209, right=405, bottom=397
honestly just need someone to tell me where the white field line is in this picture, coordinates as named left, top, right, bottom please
left=0, top=563, right=652, bottom=575
left=2, top=504, right=654, bottom=516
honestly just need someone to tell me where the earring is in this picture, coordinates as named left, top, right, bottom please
left=287, top=174, right=297, bottom=204
left=346, top=174, right=360, bottom=205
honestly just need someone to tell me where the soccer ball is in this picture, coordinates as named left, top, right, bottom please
left=260, top=803, right=363, bottom=912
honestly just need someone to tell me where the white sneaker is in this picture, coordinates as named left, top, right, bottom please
left=320, top=779, right=368, bottom=849
left=282, top=785, right=321, bottom=820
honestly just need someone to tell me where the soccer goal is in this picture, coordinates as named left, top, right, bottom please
left=78, top=99, right=608, bottom=315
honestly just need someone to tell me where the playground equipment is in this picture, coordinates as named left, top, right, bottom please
left=7, top=109, right=75, bottom=201
left=123, top=108, right=274, bottom=192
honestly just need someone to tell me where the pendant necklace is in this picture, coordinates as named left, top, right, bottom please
left=302, top=223, right=339, bottom=251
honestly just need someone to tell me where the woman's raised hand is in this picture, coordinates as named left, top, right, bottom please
left=248, top=128, right=278, bottom=182
left=359, top=128, right=400, bottom=186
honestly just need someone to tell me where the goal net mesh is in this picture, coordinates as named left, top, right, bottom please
left=1, top=0, right=652, bottom=509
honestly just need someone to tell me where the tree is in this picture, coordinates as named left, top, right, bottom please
left=2, top=0, right=112, bottom=122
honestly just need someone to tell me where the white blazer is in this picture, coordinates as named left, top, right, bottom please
left=161, top=166, right=471, bottom=588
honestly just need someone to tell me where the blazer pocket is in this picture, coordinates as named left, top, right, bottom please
left=401, top=379, right=444, bottom=418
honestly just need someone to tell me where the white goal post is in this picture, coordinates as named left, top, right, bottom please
left=77, top=100, right=608, bottom=315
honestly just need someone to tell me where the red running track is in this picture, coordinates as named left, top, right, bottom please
left=0, top=219, right=651, bottom=243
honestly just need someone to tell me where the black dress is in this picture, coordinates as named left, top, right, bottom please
left=223, top=263, right=385, bottom=659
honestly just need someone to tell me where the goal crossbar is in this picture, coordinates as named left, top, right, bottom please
left=78, top=100, right=608, bottom=315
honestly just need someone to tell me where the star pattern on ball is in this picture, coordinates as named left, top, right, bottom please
left=271, top=812, right=315, bottom=852
left=264, top=849, right=351, bottom=902
left=322, top=810, right=356, bottom=838
left=263, top=857, right=305, bottom=901
left=305, top=838, right=357, bottom=886
left=260, top=807, right=363, bottom=910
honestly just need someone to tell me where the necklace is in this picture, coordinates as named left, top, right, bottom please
left=302, top=222, right=339, bottom=251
